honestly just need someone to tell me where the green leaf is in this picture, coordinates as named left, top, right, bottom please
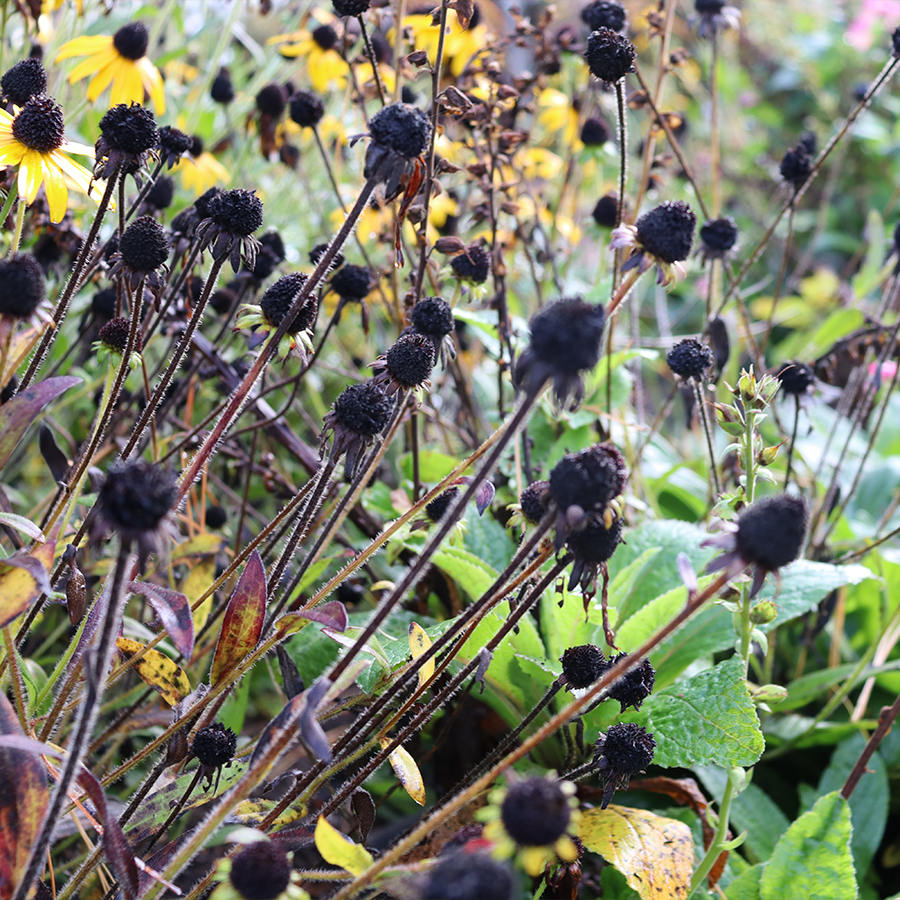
left=632, top=657, right=764, bottom=768
left=463, top=511, right=517, bottom=575
left=432, top=545, right=499, bottom=600
left=399, top=450, right=458, bottom=484
left=760, top=792, right=856, bottom=900
left=727, top=864, right=763, bottom=900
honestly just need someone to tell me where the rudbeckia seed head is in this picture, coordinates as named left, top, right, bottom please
left=191, top=721, right=237, bottom=767
left=1, top=58, right=47, bottom=106
left=695, top=0, right=726, bottom=11
left=120, top=215, right=169, bottom=272
left=98, top=316, right=133, bottom=354
left=0, top=253, right=46, bottom=318
left=561, top=644, right=608, bottom=689
left=426, top=486, right=460, bottom=523
left=893, top=26, right=900, bottom=58
left=584, top=27, right=636, bottom=83
left=194, top=186, right=221, bottom=219
left=607, top=655, right=655, bottom=711
left=260, top=273, right=316, bottom=334
left=368, top=102, right=432, bottom=159
left=98, top=102, right=159, bottom=154
left=98, top=459, right=176, bottom=535
left=581, top=116, right=610, bottom=146
left=385, top=332, right=435, bottom=388
left=596, top=723, right=656, bottom=779
left=666, top=338, right=713, bottom=379
left=113, top=21, right=150, bottom=61
left=92, top=287, right=117, bottom=320
left=565, top=515, right=623, bottom=566
left=146, top=175, right=175, bottom=210
left=256, top=83, right=287, bottom=118
left=190, top=135, right=204, bottom=157
left=635, top=200, right=696, bottom=264
left=12, top=94, right=64, bottom=152
left=780, top=145, right=812, bottom=187
left=411, top=297, right=454, bottom=338
left=310, top=242, right=344, bottom=269
left=158, top=125, right=192, bottom=157
left=592, top=194, right=619, bottom=228
left=736, top=494, right=808, bottom=572
left=289, top=90, right=325, bottom=128
left=549, top=444, right=627, bottom=515
left=581, top=1, right=627, bottom=33
left=331, top=264, right=372, bottom=301
left=313, top=23, right=339, bottom=50
left=501, top=778, right=571, bottom=846
left=333, top=0, right=371, bottom=14
left=423, top=851, right=517, bottom=900
left=519, top=480, right=550, bottom=525
left=699, top=217, right=738, bottom=254
left=230, top=841, right=291, bottom=900
left=207, top=188, right=264, bottom=236
left=251, top=231, right=285, bottom=280
left=211, top=68, right=234, bottom=104
left=451, top=244, right=490, bottom=283
left=205, top=504, right=228, bottom=529
left=333, top=382, right=393, bottom=436
left=774, top=360, right=814, bottom=396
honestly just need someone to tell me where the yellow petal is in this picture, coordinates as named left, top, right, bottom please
left=49, top=149, right=93, bottom=194
left=61, top=140, right=95, bottom=158
left=68, top=46, right=118, bottom=83
left=55, top=34, right=113, bottom=61
left=41, top=155, right=68, bottom=223
left=0, top=143, right=26, bottom=166
left=18, top=150, right=44, bottom=204
left=109, top=59, right=144, bottom=107
left=85, top=60, right=119, bottom=101
left=138, top=57, right=166, bottom=115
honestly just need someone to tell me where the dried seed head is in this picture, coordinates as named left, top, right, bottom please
left=146, top=175, right=175, bottom=210
left=584, top=27, right=636, bottom=83
left=696, top=0, right=726, bottom=11
left=549, top=444, right=627, bottom=515
left=780, top=145, right=812, bottom=187
left=0, top=253, right=46, bottom=318
left=426, top=486, right=460, bottom=523
left=699, top=217, right=738, bottom=253
left=191, top=721, right=237, bottom=768
left=260, top=273, right=316, bottom=334
left=195, top=186, right=222, bottom=219
left=92, top=287, right=117, bottom=320
left=98, top=459, right=176, bottom=534
left=1, top=58, right=47, bottom=106
left=561, top=644, right=608, bottom=689
left=211, top=68, right=234, bottom=104
left=384, top=332, right=435, bottom=388
left=207, top=188, right=264, bottom=236
left=635, top=200, right=696, bottom=264
left=735, top=494, right=808, bottom=572
left=119, top=215, right=169, bottom=272
left=113, top=21, right=149, bottom=60
left=98, top=316, right=133, bottom=354
left=450, top=245, right=491, bottom=283
left=607, top=655, right=655, bottom=711
left=158, top=125, right=192, bottom=157
left=313, top=23, right=339, bottom=50
left=331, top=264, right=372, bottom=301
left=98, top=102, right=159, bottom=154
left=411, top=297, right=454, bottom=338
left=256, top=82, right=287, bottom=117
left=594, top=722, right=656, bottom=807
left=581, top=0, right=628, bottom=32
left=666, top=338, right=713, bottom=379
left=580, top=116, right=611, bottom=146
left=289, top=89, right=325, bottom=128
left=501, top=778, right=571, bottom=846
left=774, top=360, right=814, bottom=396
left=592, top=193, right=619, bottom=228
left=333, top=382, right=393, bottom=436
left=422, top=851, right=517, bottom=900
left=205, top=504, right=228, bottom=529
left=893, top=26, right=900, bottom=58
left=519, top=480, right=550, bottom=525
left=12, top=94, right=64, bottom=152
left=368, top=102, right=432, bottom=158
left=333, top=0, right=371, bottom=14
left=230, top=841, right=292, bottom=900
left=565, top=515, right=623, bottom=565
left=310, top=242, right=344, bottom=269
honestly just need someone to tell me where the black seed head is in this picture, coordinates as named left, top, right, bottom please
left=736, top=494, right=808, bottom=571
left=230, top=841, right=291, bottom=900
left=666, top=338, right=713, bottom=379
left=259, top=230, right=285, bottom=263
left=289, top=89, right=325, bottom=128
left=635, top=200, right=696, bottom=263
left=501, top=779, right=571, bottom=846
left=423, top=851, right=517, bottom=900
left=426, top=486, right=460, bottom=523
left=310, top=242, right=343, bottom=269
left=158, top=125, right=192, bottom=157
left=211, top=68, right=234, bottom=104
left=527, top=297, right=606, bottom=377
left=92, top=286, right=117, bottom=320
left=99, top=459, right=176, bottom=534
left=113, top=21, right=149, bottom=60
left=385, top=332, right=435, bottom=387
left=11, top=94, right=64, bottom=152
left=98, top=316, right=132, bottom=354
left=450, top=245, right=490, bottom=283
left=333, top=0, right=371, bottom=14
left=146, top=174, right=175, bottom=210
left=0, top=376, right=17, bottom=404
left=98, top=102, right=159, bottom=154
left=256, top=83, right=287, bottom=117
left=411, top=297, right=454, bottom=338
left=774, top=360, right=814, bottom=396
left=0, top=253, right=45, bottom=318
left=597, top=723, right=656, bottom=775
left=333, top=382, right=393, bottom=436
left=191, top=721, right=237, bottom=767
left=210, top=285, right=237, bottom=315
left=205, top=504, right=227, bottom=529
left=194, top=186, right=221, bottom=219
left=592, top=193, right=619, bottom=228
left=368, top=102, right=432, bottom=158
left=2, top=58, right=47, bottom=106
left=120, top=215, right=169, bottom=272
left=549, top=443, right=627, bottom=514
left=607, top=655, right=655, bottom=711
left=251, top=231, right=285, bottom=280
left=584, top=27, right=636, bottom=83
left=260, top=273, right=316, bottom=334
left=519, top=480, right=550, bottom=525
left=313, top=23, right=339, bottom=50
left=190, top=135, right=204, bottom=157
left=566, top=515, right=623, bottom=564
left=581, top=1, right=627, bottom=32
left=331, top=264, right=372, bottom=301
left=798, top=131, right=817, bottom=156
left=580, top=116, right=610, bottom=146
left=561, top=644, right=608, bottom=689
left=696, top=0, right=726, bottom=11
left=207, top=188, right=264, bottom=236
left=780, top=145, right=812, bottom=188
left=893, top=26, right=900, bottom=58
left=700, top=217, right=738, bottom=253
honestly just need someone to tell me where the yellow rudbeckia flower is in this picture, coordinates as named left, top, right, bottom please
left=173, top=136, right=231, bottom=195
left=268, top=12, right=348, bottom=93
left=0, top=95, right=98, bottom=223
left=56, top=20, right=165, bottom=115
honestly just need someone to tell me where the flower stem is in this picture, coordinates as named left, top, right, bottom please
left=688, top=767, right=740, bottom=896
left=7, top=194, right=25, bottom=257
left=694, top=379, right=721, bottom=497
left=607, top=267, right=642, bottom=316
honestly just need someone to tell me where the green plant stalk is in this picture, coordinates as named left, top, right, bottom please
left=738, top=406, right=759, bottom=672
left=6, top=193, right=24, bottom=257
left=694, top=379, right=721, bottom=497
left=1, top=625, right=27, bottom=729
left=688, top=767, right=739, bottom=895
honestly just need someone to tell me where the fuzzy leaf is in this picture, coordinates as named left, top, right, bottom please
left=433, top=545, right=498, bottom=600
left=129, top=581, right=194, bottom=661
left=0, top=541, right=55, bottom=628
left=210, top=550, right=267, bottom=686
left=226, top=799, right=306, bottom=830
left=314, top=815, right=374, bottom=876
left=0, top=512, right=44, bottom=542
left=382, top=739, right=426, bottom=806
left=578, top=805, right=694, bottom=900
left=115, top=638, right=190, bottom=706
left=408, top=621, right=435, bottom=688
left=276, top=600, right=349, bottom=639
left=760, top=792, right=856, bottom=900
left=171, top=532, right=225, bottom=561
left=182, top=556, right=215, bottom=633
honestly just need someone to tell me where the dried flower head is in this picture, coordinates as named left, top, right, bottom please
left=1, top=58, right=47, bottom=106
left=322, top=382, right=394, bottom=478
left=256, top=83, right=287, bottom=118
left=289, top=89, right=325, bottom=128
left=584, top=27, right=636, bottom=83
left=229, top=841, right=291, bottom=900
left=581, top=1, right=627, bottom=32
left=95, top=102, right=159, bottom=179
left=561, top=644, right=608, bottom=689
left=607, top=654, right=655, bottom=711
left=309, top=242, right=344, bottom=270
left=364, top=102, right=432, bottom=198
left=211, top=68, right=234, bottom=104
left=692, top=0, right=741, bottom=38
left=146, top=174, right=175, bottom=210
left=780, top=144, right=812, bottom=189
left=108, top=215, right=169, bottom=301
left=331, top=264, right=372, bottom=302
left=372, top=331, right=435, bottom=394
left=237, top=272, right=317, bottom=360
left=774, top=360, right=815, bottom=397
left=411, top=296, right=456, bottom=363
left=581, top=116, right=611, bottom=146
left=158, top=125, right=192, bottom=167
left=610, top=200, right=696, bottom=285
left=519, top=480, right=551, bottom=526
left=333, top=0, right=371, bottom=14
left=565, top=514, right=623, bottom=592
left=197, top=188, right=264, bottom=273
left=426, top=486, right=460, bottom=523
left=592, top=193, right=620, bottom=228
left=698, top=216, right=738, bottom=263
left=12, top=93, right=63, bottom=152
left=450, top=244, right=490, bottom=284
left=593, top=723, right=656, bottom=808
left=0, top=253, right=46, bottom=320
left=667, top=338, right=713, bottom=380
left=422, top=850, right=517, bottom=900
left=191, top=721, right=237, bottom=769
left=97, top=316, right=138, bottom=356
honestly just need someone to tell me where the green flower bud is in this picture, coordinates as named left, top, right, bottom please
left=749, top=600, right=778, bottom=625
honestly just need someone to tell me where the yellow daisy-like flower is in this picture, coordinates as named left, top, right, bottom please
left=174, top=136, right=231, bottom=194
left=536, top=88, right=581, bottom=149
left=397, top=9, right=489, bottom=77
left=0, top=95, right=98, bottom=223
left=56, top=20, right=165, bottom=115
left=268, top=12, right=348, bottom=93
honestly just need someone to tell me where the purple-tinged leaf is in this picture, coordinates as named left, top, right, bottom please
left=276, top=600, right=348, bottom=639
left=299, top=676, right=333, bottom=763
left=454, top=476, right=495, bottom=515
left=0, top=512, right=44, bottom=542
left=39, top=423, right=70, bottom=483
left=351, top=789, right=376, bottom=843
left=0, top=541, right=55, bottom=628
left=0, top=376, right=80, bottom=473
left=475, top=647, right=492, bottom=694
left=129, top=581, right=194, bottom=661
left=210, top=550, right=267, bottom=687
left=275, top=645, right=304, bottom=699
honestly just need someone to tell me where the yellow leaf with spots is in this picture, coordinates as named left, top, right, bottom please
left=228, top=798, right=306, bottom=829
left=579, top=805, right=693, bottom=900
left=408, top=621, right=434, bottom=689
left=181, top=556, right=215, bottom=633
left=315, top=815, right=374, bottom=876
left=115, top=638, right=190, bottom=706
left=381, top=738, right=426, bottom=806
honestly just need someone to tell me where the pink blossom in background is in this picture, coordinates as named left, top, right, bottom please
left=869, top=360, right=898, bottom=380
left=846, top=0, right=900, bottom=50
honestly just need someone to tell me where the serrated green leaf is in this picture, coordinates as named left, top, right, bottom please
left=727, top=864, right=763, bottom=900
left=760, top=792, right=856, bottom=900
left=432, top=545, right=499, bottom=600
left=633, top=656, right=764, bottom=768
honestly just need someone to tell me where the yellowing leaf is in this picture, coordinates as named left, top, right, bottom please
left=579, top=805, right=693, bottom=900
left=408, top=622, right=434, bottom=689
left=115, top=638, right=190, bottom=706
left=228, top=798, right=306, bottom=829
left=381, top=738, right=426, bottom=806
left=171, top=532, right=225, bottom=562
left=0, top=542, right=54, bottom=628
left=315, top=814, right=374, bottom=876
left=182, top=556, right=215, bottom=633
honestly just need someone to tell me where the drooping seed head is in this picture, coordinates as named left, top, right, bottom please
left=206, top=188, right=264, bottom=236
left=333, top=382, right=393, bottom=436
left=584, top=27, right=636, bottom=83
left=735, top=494, right=808, bottom=572
left=450, top=244, right=491, bottom=284
left=191, top=721, right=237, bottom=768
left=597, top=723, right=656, bottom=777
left=666, top=338, right=713, bottom=379
left=592, top=194, right=619, bottom=228
left=331, top=264, right=372, bottom=301
left=98, top=459, right=176, bottom=535
left=780, top=145, right=812, bottom=188
left=549, top=444, right=627, bottom=515
left=580, top=116, right=611, bottom=146
left=229, top=841, right=291, bottom=900
left=211, top=68, right=234, bottom=104
left=699, top=217, right=738, bottom=254
left=774, top=360, right=814, bottom=396
left=635, top=200, right=696, bottom=264
left=98, top=102, right=159, bottom=154
left=501, top=778, right=571, bottom=846
left=523, top=297, right=606, bottom=381
left=411, top=297, right=455, bottom=338
left=384, top=332, right=435, bottom=388
left=581, top=0, right=627, bottom=32
left=565, top=515, right=623, bottom=565
left=368, top=102, right=432, bottom=158
left=561, top=644, right=608, bottom=689
left=0, top=253, right=46, bottom=318
left=119, top=215, right=169, bottom=272
left=260, top=273, right=316, bottom=334
left=607, top=655, right=655, bottom=711
left=289, top=89, right=325, bottom=128
left=146, top=175, right=175, bottom=210
left=519, top=480, right=550, bottom=525
left=426, top=486, right=460, bottom=523
left=256, top=82, right=287, bottom=117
